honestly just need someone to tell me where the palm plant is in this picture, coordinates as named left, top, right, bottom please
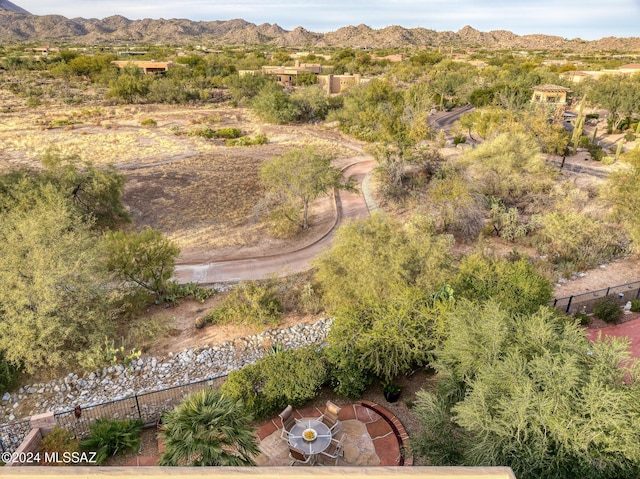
left=158, top=388, right=259, bottom=466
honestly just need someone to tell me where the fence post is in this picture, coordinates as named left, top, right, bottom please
left=565, top=296, right=573, bottom=314
left=134, top=394, right=142, bottom=419
left=553, top=298, right=557, bottom=307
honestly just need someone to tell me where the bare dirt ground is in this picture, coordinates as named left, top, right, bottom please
left=0, top=98, right=357, bottom=261
left=3, top=93, right=638, bottom=360
left=143, top=293, right=324, bottom=357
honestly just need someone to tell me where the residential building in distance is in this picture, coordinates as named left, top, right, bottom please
left=531, top=84, right=571, bottom=105
left=561, top=63, right=640, bottom=83
left=239, top=61, right=329, bottom=87
left=318, top=74, right=363, bottom=94
left=111, top=60, right=175, bottom=74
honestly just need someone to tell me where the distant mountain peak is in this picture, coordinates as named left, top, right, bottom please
left=0, top=0, right=30, bottom=14
left=0, top=13, right=637, bottom=53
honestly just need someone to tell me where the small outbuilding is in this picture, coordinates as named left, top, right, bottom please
left=531, top=84, right=571, bottom=105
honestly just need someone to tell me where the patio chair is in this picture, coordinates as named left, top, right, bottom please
left=289, top=446, right=316, bottom=466
left=279, top=405, right=297, bottom=440
left=317, top=433, right=345, bottom=466
left=321, top=401, right=342, bottom=435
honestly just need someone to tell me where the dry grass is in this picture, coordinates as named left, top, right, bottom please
left=0, top=95, right=354, bottom=255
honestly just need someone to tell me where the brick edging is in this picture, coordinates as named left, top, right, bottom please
left=357, top=400, right=413, bottom=466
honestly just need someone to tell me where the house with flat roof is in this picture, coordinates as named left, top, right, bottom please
left=561, top=63, right=640, bottom=83
left=318, top=73, right=363, bottom=94
left=531, top=84, right=571, bottom=105
left=111, top=60, right=174, bottom=74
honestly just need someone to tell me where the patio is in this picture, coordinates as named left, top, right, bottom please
left=255, top=400, right=412, bottom=467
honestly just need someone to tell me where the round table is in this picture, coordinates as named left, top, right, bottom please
left=288, top=418, right=332, bottom=455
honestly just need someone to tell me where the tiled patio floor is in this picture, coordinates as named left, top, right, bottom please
left=125, top=400, right=411, bottom=467
left=255, top=401, right=411, bottom=467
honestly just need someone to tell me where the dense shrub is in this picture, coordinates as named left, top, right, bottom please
left=0, top=352, right=20, bottom=395
left=205, top=281, right=282, bottom=328
left=584, top=142, right=605, bottom=161
left=220, top=346, right=328, bottom=417
left=532, top=212, right=627, bottom=271
left=80, top=418, right=143, bottom=465
left=226, top=134, right=268, bottom=146
left=631, top=299, right=640, bottom=313
left=187, top=127, right=243, bottom=139
left=213, top=127, right=242, bottom=139
left=593, top=296, right=623, bottom=324
left=39, top=427, right=80, bottom=466
left=453, top=253, right=553, bottom=315
left=573, top=311, right=590, bottom=326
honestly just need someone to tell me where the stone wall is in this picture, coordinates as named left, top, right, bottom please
left=0, top=318, right=333, bottom=453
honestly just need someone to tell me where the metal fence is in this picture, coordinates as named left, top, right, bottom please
left=54, top=374, right=227, bottom=439
left=0, top=418, right=31, bottom=454
left=551, top=280, right=640, bottom=315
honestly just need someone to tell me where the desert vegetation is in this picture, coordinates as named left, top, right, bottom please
left=1, top=39, right=640, bottom=476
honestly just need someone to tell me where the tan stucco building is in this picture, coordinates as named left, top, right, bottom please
left=531, top=84, right=571, bottom=104
left=111, top=61, right=174, bottom=74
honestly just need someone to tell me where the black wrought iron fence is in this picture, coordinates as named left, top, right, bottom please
left=551, top=280, right=640, bottom=315
left=54, top=374, right=227, bottom=439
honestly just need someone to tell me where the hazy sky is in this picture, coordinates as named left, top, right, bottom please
left=16, top=0, right=640, bottom=40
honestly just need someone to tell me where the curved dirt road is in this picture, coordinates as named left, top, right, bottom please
left=174, top=158, right=375, bottom=284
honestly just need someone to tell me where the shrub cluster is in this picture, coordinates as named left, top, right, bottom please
left=593, top=296, right=623, bottom=324
left=38, top=427, right=80, bottom=466
left=205, top=281, right=282, bottom=328
left=220, top=346, right=329, bottom=418
left=79, top=418, right=144, bottom=465
left=187, top=127, right=242, bottom=139
left=226, top=134, right=268, bottom=146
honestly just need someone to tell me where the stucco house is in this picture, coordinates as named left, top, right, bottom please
left=111, top=61, right=174, bottom=74
left=531, top=84, right=571, bottom=105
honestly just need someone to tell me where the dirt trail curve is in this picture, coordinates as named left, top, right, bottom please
left=174, top=155, right=376, bottom=284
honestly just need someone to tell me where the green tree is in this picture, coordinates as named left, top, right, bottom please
left=589, top=74, right=640, bottom=132
left=250, top=82, right=298, bottom=124
left=532, top=211, right=627, bottom=269
left=259, top=146, right=356, bottom=230
left=290, top=86, right=329, bottom=122
left=453, top=253, right=553, bottom=315
left=102, top=227, right=180, bottom=297
left=0, top=352, right=20, bottom=395
left=106, top=66, right=151, bottom=103
left=40, top=150, right=130, bottom=229
left=603, top=149, right=640, bottom=252
left=314, top=213, right=453, bottom=312
left=424, top=170, right=485, bottom=240
left=220, top=346, right=328, bottom=417
left=226, top=73, right=271, bottom=105
left=465, top=132, right=554, bottom=207
left=159, top=388, right=259, bottom=466
left=418, top=300, right=640, bottom=479
left=326, top=285, right=452, bottom=395
left=0, top=187, right=114, bottom=373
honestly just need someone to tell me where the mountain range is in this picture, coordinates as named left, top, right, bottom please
left=0, top=3, right=639, bottom=52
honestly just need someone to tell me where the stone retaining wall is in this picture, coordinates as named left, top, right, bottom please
left=0, top=318, right=333, bottom=453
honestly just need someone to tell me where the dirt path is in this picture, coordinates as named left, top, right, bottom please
left=174, top=158, right=375, bottom=283
left=553, top=256, right=640, bottom=298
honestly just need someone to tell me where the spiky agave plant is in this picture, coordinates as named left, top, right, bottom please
left=158, top=388, right=259, bottom=466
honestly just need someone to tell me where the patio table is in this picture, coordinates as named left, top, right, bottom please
left=288, top=418, right=332, bottom=455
